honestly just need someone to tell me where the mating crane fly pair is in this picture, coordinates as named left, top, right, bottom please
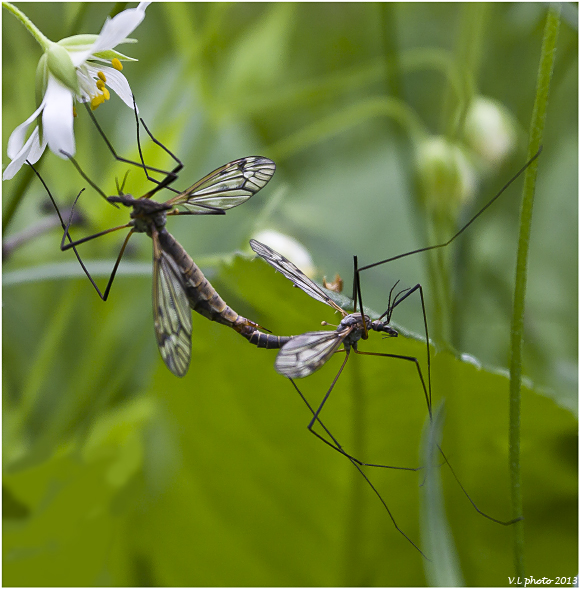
left=30, top=103, right=540, bottom=558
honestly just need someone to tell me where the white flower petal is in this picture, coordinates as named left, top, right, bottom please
left=90, top=64, right=135, bottom=109
left=5, top=2, right=150, bottom=180
left=6, top=100, right=46, bottom=159
left=3, top=152, right=29, bottom=180
left=91, top=2, right=150, bottom=54
left=3, top=127, right=45, bottom=180
left=27, top=127, right=48, bottom=164
left=43, top=76, right=75, bottom=158
left=84, top=63, right=106, bottom=82
left=69, top=47, right=96, bottom=68
left=76, top=64, right=101, bottom=99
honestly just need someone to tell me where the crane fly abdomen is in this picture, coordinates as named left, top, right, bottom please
left=241, top=328, right=293, bottom=349
left=157, top=228, right=259, bottom=332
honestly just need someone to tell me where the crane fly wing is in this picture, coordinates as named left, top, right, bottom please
left=250, top=240, right=345, bottom=314
left=167, top=157, right=275, bottom=213
left=152, top=235, right=193, bottom=377
left=274, top=329, right=350, bottom=379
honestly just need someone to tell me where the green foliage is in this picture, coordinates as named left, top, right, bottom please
left=3, top=256, right=577, bottom=585
left=3, top=2, right=577, bottom=586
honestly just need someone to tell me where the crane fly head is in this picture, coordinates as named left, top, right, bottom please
left=107, top=195, right=173, bottom=234
left=371, top=320, right=398, bottom=338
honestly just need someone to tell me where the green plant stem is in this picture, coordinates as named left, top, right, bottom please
left=442, top=3, right=488, bottom=140
left=428, top=3, right=489, bottom=347
left=509, top=4, right=560, bottom=579
left=2, top=1, right=50, bottom=49
left=379, top=3, right=403, bottom=100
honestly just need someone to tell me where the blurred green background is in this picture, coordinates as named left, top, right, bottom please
left=3, top=2, right=577, bottom=586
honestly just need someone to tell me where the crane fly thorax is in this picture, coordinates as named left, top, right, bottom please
left=108, top=194, right=172, bottom=235
left=131, top=208, right=168, bottom=235
left=338, top=313, right=398, bottom=350
left=338, top=312, right=373, bottom=348
left=338, top=312, right=371, bottom=331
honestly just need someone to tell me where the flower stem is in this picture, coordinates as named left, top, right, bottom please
left=2, top=1, right=51, bottom=50
left=509, top=4, right=560, bottom=579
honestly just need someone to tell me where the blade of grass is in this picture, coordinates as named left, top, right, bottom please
left=2, top=253, right=239, bottom=287
left=421, top=403, right=463, bottom=586
left=509, top=4, right=561, bottom=579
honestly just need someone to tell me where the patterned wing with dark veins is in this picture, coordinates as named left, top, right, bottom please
left=153, top=244, right=193, bottom=377
left=249, top=240, right=345, bottom=314
left=167, top=157, right=276, bottom=213
left=274, top=328, right=352, bottom=379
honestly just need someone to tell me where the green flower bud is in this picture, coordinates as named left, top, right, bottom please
left=415, top=136, right=477, bottom=222
left=46, top=42, right=79, bottom=95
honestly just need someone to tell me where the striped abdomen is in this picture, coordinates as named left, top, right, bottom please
left=157, top=229, right=257, bottom=333
left=240, top=326, right=293, bottom=349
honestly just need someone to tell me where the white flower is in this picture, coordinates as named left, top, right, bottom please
left=463, top=96, right=518, bottom=169
left=3, top=2, right=150, bottom=181
left=252, top=230, right=316, bottom=278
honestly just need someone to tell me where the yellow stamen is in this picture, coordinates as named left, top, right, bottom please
left=111, top=58, right=123, bottom=71
left=90, top=94, right=105, bottom=110
left=97, top=70, right=107, bottom=82
left=96, top=79, right=105, bottom=91
left=103, top=87, right=110, bottom=101
left=73, top=106, right=77, bottom=118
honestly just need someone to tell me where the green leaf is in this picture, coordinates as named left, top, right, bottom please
left=3, top=256, right=576, bottom=585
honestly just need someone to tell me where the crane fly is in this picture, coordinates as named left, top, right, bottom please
left=30, top=101, right=289, bottom=377
left=59, top=156, right=287, bottom=377
left=250, top=239, right=418, bottom=388
left=251, top=149, right=540, bottom=456
left=250, top=227, right=526, bottom=557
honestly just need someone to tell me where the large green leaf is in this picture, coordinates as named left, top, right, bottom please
left=3, top=256, right=576, bottom=586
